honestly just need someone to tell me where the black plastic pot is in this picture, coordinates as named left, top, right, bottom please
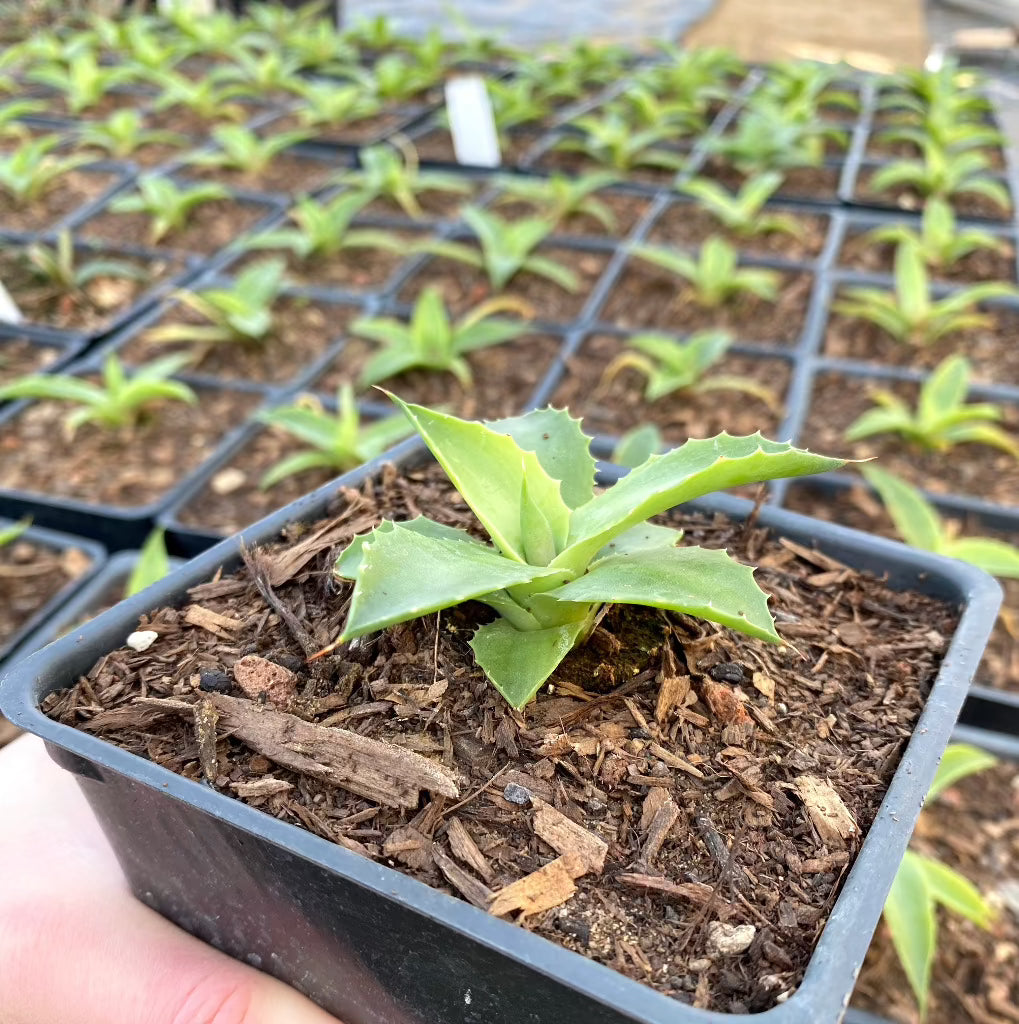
left=0, top=518, right=105, bottom=669
left=0, top=450, right=1000, bottom=1024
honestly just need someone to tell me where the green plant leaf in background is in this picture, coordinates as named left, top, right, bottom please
left=124, top=528, right=170, bottom=598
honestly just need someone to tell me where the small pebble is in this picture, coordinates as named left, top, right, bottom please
left=689, top=958, right=713, bottom=972
left=126, top=630, right=158, bottom=652
left=707, top=922, right=756, bottom=956
left=709, top=662, right=745, bottom=685
left=503, top=782, right=532, bottom=805
left=198, top=669, right=233, bottom=694
left=211, top=467, right=247, bottom=495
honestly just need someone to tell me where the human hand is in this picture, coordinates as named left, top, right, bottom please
left=0, top=733, right=343, bottom=1024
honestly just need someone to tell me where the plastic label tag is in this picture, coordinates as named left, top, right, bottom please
left=445, top=75, right=501, bottom=168
left=0, top=278, right=22, bottom=324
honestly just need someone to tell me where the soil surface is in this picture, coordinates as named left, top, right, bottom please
left=698, top=160, right=842, bottom=205
left=823, top=307, right=1019, bottom=388
left=648, top=203, right=829, bottom=263
left=28, top=90, right=147, bottom=121
left=838, top=227, right=1017, bottom=284
left=783, top=481, right=1019, bottom=691
left=851, top=759, right=1019, bottom=1024
left=855, top=168, right=1013, bottom=223
left=493, top=191, right=652, bottom=241
left=187, top=152, right=340, bottom=197
left=267, top=109, right=424, bottom=148
left=532, top=142, right=686, bottom=187
left=122, top=298, right=352, bottom=388
left=46, top=465, right=958, bottom=1013
left=0, top=384, right=259, bottom=507
left=0, top=338, right=63, bottom=386
left=0, top=168, right=120, bottom=234
left=80, top=194, right=272, bottom=256
left=550, top=333, right=790, bottom=443
left=0, top=246, right=182, bottom=334
left=800, top=371, right=1019, bottom=507
left=599, top=261, right=812, bottom=343
left=397, top=245, right=610, bottom=324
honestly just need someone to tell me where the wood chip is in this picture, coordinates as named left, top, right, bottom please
left=617, top=873, right=714, bottom=905
left=751, top=671, right=775, bottom=702
left=701, top=681, right=753, bottom=728
left=648, top=741, right=705, bottom=778
left=207, top=693, right=460, bottom=808
left=231, top=777, right=293, bottom=798
left=433, top=846, right=494, bottom=910
left=488, top=853, right=585, bottom=918
left=446, top=817, right=494, bottom=883
left=532, top=798, right=607, bottom=875
left=655, top=674, right=691, bottom=723
left=194, top=697, right=219, bottom=783
left=778, top=538, right=849, bottom=573
left=232, top=655, right=297, bottom=705
left=792, top=776, right=858, bottom=849
left=184, top=604, right=243, bottom=637
left=383, top=825, right=433, bottom=870
left=639, top=791, right=680, bottom=865
left=260, top=514, right=357, bottom=587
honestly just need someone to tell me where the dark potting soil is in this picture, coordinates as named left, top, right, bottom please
left=397, top=246, right=610, bottom=324
left=79, top=196, right=269, bottom=256
left=823, top=308, right=1019, bottom=388
left=532, top=145, right=686, bottom=188
left=123, top=298, right=353, bottom=387
left=46, top=465, right=959, bottom=1014
left=598, top=261, right=812, bottom=343
left=74, top=137, right=195, bottom=169
left=144, top=106, right=252, bottom=138
left=492, top=192, right=652, bottom=241
left=310, top=333, right=562, bottom=419
left=838, top=228, right=1016, bottom=284
left=550, top=333, right=790, bottom=444
left=353, top=181, right=480, bottom=222
left=0, top=338, right=62, bottom=386
left=0, top=168, right=120, bottom=234
left=852, top=759, right=1019, bottom=1023
left=698, top=161, right=842, bottom=205
left=266, top=110, right=419, bottom=148
left=0, top=385, right=259, bottom=507
left=647, top=204, right=829, bottom=263
left=186, top=153, right=339, bottom=197
left=29, top=90, right=146, bottom=122
left=783, top=481, right=1019, bottom=692
left=801, top=372, right=1019, bottom=508
left=0, top=247, right=182, bottom=333
left=854, top=170, right=1012, bottom=222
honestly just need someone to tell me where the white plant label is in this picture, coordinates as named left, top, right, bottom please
left=157, top=0, right=215, bottom=15
left=445, top=75, right=501, bottom=168
left=0, top=278, right=22, bottom=324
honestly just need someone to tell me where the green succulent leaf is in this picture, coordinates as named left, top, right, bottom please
left=928, top=743, right=998, bottom=802
left=124, top=529, right=170, bottom=598
left=884, top=851, right=936, bottom=1018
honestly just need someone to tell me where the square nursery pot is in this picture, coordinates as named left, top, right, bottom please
left=0, top=450, right=1002, bottom=1024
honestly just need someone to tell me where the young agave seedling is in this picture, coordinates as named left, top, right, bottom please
left=258, top=384, right=415, bottom=488
left=216, top=49, right=303, bottom=96
left=555, top=111, right=685, bottom=174
left=145, top=259, right=286, bottom=347
left=185, top=125, right=312, bottom=179
left=0, top=353, right=196, bottom=438
left=334, top=144, right=470, bottom=219
left=870, top=139, right=1009, bottom=209
left=631, top=237, right=780, bottom=309
left=0, top=99, right=45, bottom=139
left=110, top=177, right=231, bottom=245
left=877, top=111, right=1003, bottom=157
left=881, top=60, right=992, bottom=122
left=487, top=78, right=553, bottom=133
left=0, top=137, right=88, bottom=206
left=291, top=80, right=383, bottom=129
left=20, top=230, right=149, bottom=301
left=864, top=465, right=1019, bottom=576
left=0, top=516, right=31, bottom=548
left=27, top=51, right=136, bottom=114
left=600, top=329, right=781, bottom=410
left=76, top=109, right=187, bottom=161
left=846, top=355, right=1019, bottom=457
left=884, top=742, right=997, bottom=1018
left=833, top=241, right=1016, bottom=346
left=613, top=423, right=664, bottom=469
left=335, top=397, right=845, bottom=708
left=609, top=86, right=705, bottom=135
left=640, top=45, right=742, bottom=116
left=281, top=18, right=357, bottom=74
left=494, top=171, right=619, bottom=231
left=124, top=528, right=171, bottom=599
left=244, top=192, right=399, bottom=262
left=118, top=18, right=191, bottom=72
left=352, top=287, right=532, bottom=387
left=364, top=52, right=441, bottom=102
left=759, top=60, right=859, bottom=118
left=147, top=70, right=247, bottom=123
left=711, top=101, right=843, bottom=174
left=421, top=207, right=578, bottom=292
left=863, top=198, right=1003, bottom=272
left=679, top=172, right=803, bottom=239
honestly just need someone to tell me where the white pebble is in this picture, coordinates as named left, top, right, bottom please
left=126, top=630, right=159, bottom=652
left=706, top=922, right=756, bottom=956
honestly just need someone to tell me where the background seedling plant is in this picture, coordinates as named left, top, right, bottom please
left=0, top=138, right=88, bottom=206
left=148, top=71, right=248, bottom=123
left=27, top=51, right=137, bottom=115
left=185, top=125, right=312, bottom=179
left=0, top=517, right=31, bottom=549
left=351, top=287, right=532, bottom=386
left=613, top=423, right=665, bottom=468
left=679, top=172, right=803, bottom=239
left=257, top=384, right=415, bottom=488
left=834, top=241, right=1016, bottom=346
left=336, top=397, right=844, bottom=708
left=630, top=237, right=780, bottom=309
left=494, top=171, right=619, bottom=231
left=75, top=110, right=187, bottom=161
left=290, top=81, right=383, bottom=129
left=555, top=111, right=686, bottom=174
left=110, top=177, right=231, bottom=245
left=845, top=355, right=1019, bottom=457
left=0, top=353, right=196, bottom=438
left=124, top=527, right=171, bottom=599
left=600, top=329, right=781, bottom=409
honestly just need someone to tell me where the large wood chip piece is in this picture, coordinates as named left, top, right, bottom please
left=488, top=853, right=585, bottom=919
left=184, top=604, right=243, bottom=637
left=195, top=697, right=219, bottom=783
left=446, top=817, right=494, bottom=883
left=532, top=799, right=608, bottom=875
left=639, top=790, right=680, bottom=865
left=433, top=847, right=493, bottom=910
left=617, top=873, right=714, bottom=905
left=208, top=693, right=460, bottom=809
left=793, top=776, right=858, bottom=849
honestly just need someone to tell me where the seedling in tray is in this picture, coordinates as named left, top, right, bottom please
left=109, top=176, right=231, bottom=245
left=216, top=49, right=304, bottom=97
left=145, top=258, right=286, bottom=347
left=335, top=396, right=844, bottom=708
left=758, top=60, right=860, bottom=118
left=833, top=240, right=1016, bottom=346
left=290, top=80, right=383, bottom=131
left=863, top=197, right=1005, bottom=273
left=494, top=171, right=619, bottom=232
left=0, top=352, right=196, bottom=438
left=487, top=79, right=553, bottom=133
left=880, top=59, right=993, bottom=123
left=630, top=236, right=780, bottom=309
left=147, top=70, right=248, bottom=123
left=357, top=51, right=442, bottom=103
left=884, top=742, right=997, bottom=1017
left=0, top=517, right=30, bottom=548
left=257, top=383, right=414, bottom=488
left=0, top=137, right=89, bottom=206
left=863, top=464, right=1019, bottom=576
left=679, top=172, right=804, bottom=239
left=599, top=328, right=781, bottom=409
left=554, top=111, right=685, bottom=174
left=334, top=143, right=471, bottom=219
left=518, top=40, right=629, bottom=102
left=419, top=207, right=578, bottom=292
left=184, top=125, right=313, bottom=179
left=845, top=354, right=1019, bottom=457
left=613, top=422, right=664, bottom=468
left=0, top=99, right=46, bottom=140
left=351, top=287, right=532, bottom=386
left=76, top=109, right=188, bottom=161
left=635, top=45, right=742, bottom=116
left=606, top=87, right=705, bottom=136
left=124, top=527, right=171, bottom=598
left=26, top=50, right=137, bottom=115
